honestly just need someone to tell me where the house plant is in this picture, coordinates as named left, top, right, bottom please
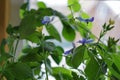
left=0, top=0, right=120, bottom=80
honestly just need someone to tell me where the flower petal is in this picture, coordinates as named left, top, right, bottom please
left=64, top=49, right=72, bottom=55
left=42, top=16, right=51, bottom=24
left=85, top=39, right=93, bottom=43
left=77, top=38, right=93, bottom=45
left=76, top=17, right=94, bottom=23
left=76, top=17, right=86, bottom=22
left=87, top=17, right=94, bottom=22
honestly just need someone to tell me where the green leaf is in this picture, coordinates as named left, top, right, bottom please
left=77, top=22, right=90, bottom=37
left=96, top=43, right=107, bottom=58
left=107, top=54, right=120, bottom=79
left=6, top=24, right=13, bottom=35
left=43, top=41, right=56, bottom=52
left=22, top=46, right=39, bottom=53
left=3, top=62, right=33, bottom=80
left=19, top=14, right=41, bottom=40
left=72, top=71, right=82, bottom=80
left=20, top=3, right=28, bottom=19
left=46, top=24, right=61, bottom=42
left=71, top=45, right=85, bottom=68
left=83, top=48, right=90, bottom=60
left=26, top=32, right=41, bottom=43
left=66, top=56, right=73, bottom=67
left=6, top=25, right=19, bottom=37
left=109, top=63, right=120, bottom=79
left=79, top=76, right=85, bottom=80
left=52, top=67, right=73, bottom=80
left=19, top=8, right=54, bottom=42
left=20, top=9, right=25, bottom=19
left=68, top=0, right=81, bottom=12
left=62, top=21, right=75, bottom=41
left=0, top=53, right=13, bottom=63
left=19, top=53, right=43, bottom=62
left=27, top=62, right=41, bottom=68
left=68, top=0, right=78, bottom=5
left=68, top=0, right=73, bottom=5
left=46, top=59, right=52, bottom=73
left=107, top=37, right=118, bottom=53
left=85, top=57, right=100, bottom=80
left=20, top=3, right=28, bottom=10
left=81, top=12, right=90, bottom=19
left=37, top=8, right=54, bottom=17
left=111, top=54, right=120, bottom=71
left=37, top=1, right=47, bottom=8
left=34, top=67, right=41, bottom=75
left=54, top=11, right=75, bottom=41
left=44, top=36, right=55, bottom=40
left=71, top=2, right=81, bottom=12
left=3, top=70, right=15, bottom=80
left=51, top=46, right=64, bottom=64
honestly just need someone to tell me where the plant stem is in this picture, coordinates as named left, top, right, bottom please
left=69, top=6, right=74, bottom=19
left=12, top=39, right=19, bottom=62
left=44, top=58, right=48, bottom=80
left=40, top=34, right=48, bottom=80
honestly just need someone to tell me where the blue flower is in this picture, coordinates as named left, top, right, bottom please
left=64, top=43, right=75, bottom=55
left=76, top=17, right=94, bottom=23
left=64, top=49, right=73, bottom=55
left=42, top=16, right=54, bottom=24
left=77, top=38, right=93, bottom=45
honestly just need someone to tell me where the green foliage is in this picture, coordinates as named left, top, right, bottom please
left=71, top=45, right=85, bottom=68
left=51, top=46, right=64, bottom=64
left=19, top=13, right=41, bottom=41
left=0, top=0, right=120, bottom=80
left=62, top=21, right=76, bottom=41
left=85, top=57, right=101, bottom=80
left=3, top=62, right=33, bottom=80
left=19, top=3, right=28, bottom=19
left=37, top=1, right=47, bottom=8
left=42, top=41, right=56, bottom=52
left=46, top=24, right=61, bottom=42
left=55, top=10, right=76, bottom=41
left=0, top=53, right=12, bottom=63
left=51, top=67, right=73, bottom=80
left=68, top=0, right=81, bottom=12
